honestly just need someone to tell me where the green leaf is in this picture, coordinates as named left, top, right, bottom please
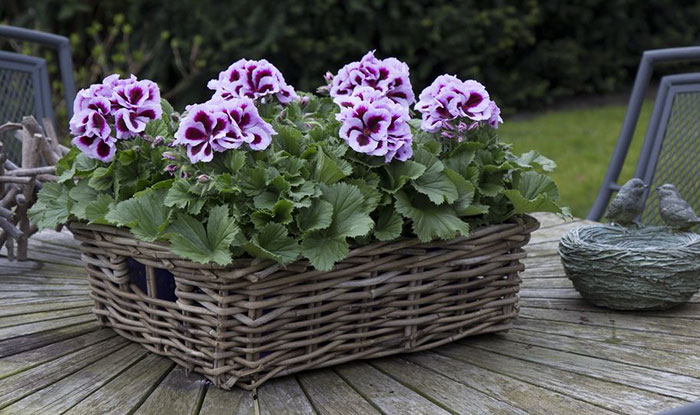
left=68, top=181, right=99, bottom=220
left=55, top=148, right=79, bottom=182
left=410, top=148, right=457, bottom=205
left=224, top=151, right=246, bottom=173
left=275, top=125, right=303, bottom=156
left=504, top=171, right=561, bottom=214
left=382, top=160, right=426, bottom=193
left=297, top=199, right=333, bottom=232
left=88, top=164, right=114, bottom=191
left=118, top=149, right=138, bottom=166
left=104, top=188, right=171, bottom=242
left=28, top=182, right=71, bottom=230
left=253, top=192, right=279, bottom=210
left=144, top=118, right=169, bottom=137
left=244, top=223, right=300, bottom=265
left=508, top=150, right=557, bottom=172
left=445, top=142, right=480, bottom=174
left=321, top=183, right=374, bottom=238
left=166, top=205, right=241, bottom=265
left=85, top=194, right=115, bottom=224
left=251, top=199, right=295, bottom=227
left=160, top=98, right=174, bottom=118
left=301, top=233, right=348, bottom=271
left=444, top=169, right=476, bottom=216
left=394, top=192, right=470, bottom=242
left=411, top=170, right=458, bottom=205
left=373, top=208, right=403, bottom=241
left=513, top=170, right=559, bottom=200
left=165, top=179, right=198, bottom=209
left=312, top=148, right=351, bottom=184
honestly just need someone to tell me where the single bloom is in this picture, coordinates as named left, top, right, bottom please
left=329, top=50, right=415, bottom=107
left=112, top=78, right=163, bottom=138
left=336, top=87, right=413, bottom=162
left=71, top=135, right=116, bottom=163
left=208, top=59, right=298, bottom=105
left=174, top=98, right=276, bottom=164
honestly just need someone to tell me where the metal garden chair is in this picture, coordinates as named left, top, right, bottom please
left=0, top=26, right=76, bottom=164
left=588, top=47, right=700, bottom=225
left=0, top=51, right=54, bottom=164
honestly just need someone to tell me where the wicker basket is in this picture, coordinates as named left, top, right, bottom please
left=68, top=214, right=539, bottom=390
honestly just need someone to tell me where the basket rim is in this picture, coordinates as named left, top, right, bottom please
left=68, top=214, right=540, bottom=272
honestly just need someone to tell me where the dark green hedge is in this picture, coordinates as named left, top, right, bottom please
left=3, top=0, right=700, bottom=112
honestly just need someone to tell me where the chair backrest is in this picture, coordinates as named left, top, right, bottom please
left=588, top=47, right=700, bottom=223
left=0, top=51, right=53, bottom=164
left=0, top=25, right=76, bottom=118
left=637, top=73, right=700, bottom=225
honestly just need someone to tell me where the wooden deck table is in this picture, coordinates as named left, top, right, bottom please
left=0, top=212, right=698, bottom=414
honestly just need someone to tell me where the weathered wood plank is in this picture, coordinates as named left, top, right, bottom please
left=372, top=357, right=531, bottom=415
left=198, top=386, right=255, bottom=415
left=520, top=307, right=700, bottom=338
left=258, top=376, right=317, bottom=415
left=0, top=328, right=115, bottom=378
left=521, top=277, right=574, bottom=289
left=0, top=306, right=91, bottom=329
left=297, top=369, right=381, bottom=415
left=521, top=297, right=700, bottom=319
left=0, top=321, right=100, bottom=358
left=499, top=329, right=700, bottom=379
left=0, top=314, right=95, bottom=341
left=0, top=283, right=88, bottom=292
left=133, top=366, right=207, bottom=415
left=336, top=363, right=452, bottom=415
left=402, top=352, right=617, bottom=415
left=514, top=319, right=700, bottom=355
left=437, top=342, right=685, bottom=414
left=0, top=336, right=129, bottom=409
left=62, top=354, right=173, bottom=415
left=0, top=299, right=92, bottom=318
left=0, top=343, right=145, bottom=415
left=0, top=290, right=90, bottom=299
left=463, top=336, right=700, bottom=401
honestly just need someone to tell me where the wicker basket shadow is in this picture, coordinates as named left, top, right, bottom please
left=559, top=225, right=700, bottom=310
left=68, top=215, right=539, bottom=390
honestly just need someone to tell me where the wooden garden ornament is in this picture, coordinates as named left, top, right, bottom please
left=0, top=116, right=65, bottom=261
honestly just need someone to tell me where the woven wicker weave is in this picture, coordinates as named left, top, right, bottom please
left=68, top=214, right=539, bottom=390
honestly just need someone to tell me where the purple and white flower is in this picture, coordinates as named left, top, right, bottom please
left=329, top=51, right=414, bottom=107
left=207, top=59, right=298, bottom=105
left=112, top=78, right=162, bottom=138
left=336, top=87, right=413, bottom=162
left=69, top=74, right=163, bottom=162
left=415, top=75, right=501, bottom=137
left=70, top=135, right=116, bottom=163
left=173, top=98, right=276, bottom=164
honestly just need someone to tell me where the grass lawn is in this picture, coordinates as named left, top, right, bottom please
left=499, top=99, right=654, bottom=218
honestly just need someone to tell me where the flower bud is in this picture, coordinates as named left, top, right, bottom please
left=197, top=174, right=210, bottom=183
left=162, top=152, right=176, bottom=160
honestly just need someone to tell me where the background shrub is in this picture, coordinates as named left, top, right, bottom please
left=3, top=0, right=700, bottom=114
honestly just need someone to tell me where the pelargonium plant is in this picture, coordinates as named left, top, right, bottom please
left=31, top=53, right=566, bottom=271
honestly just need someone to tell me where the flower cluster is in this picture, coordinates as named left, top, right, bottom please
left=69, top=74, right=162, bottom=162
left=415, top=75, right=502, bottom=140
left=328, top=51, right=415, bottom=107
left=174, top=98, right=275, bottom=163
left=335, top=87, right=412, bottom=162
left=329, top=52, right=415, bottom=162
left=207, top=59, right=298, bottom=105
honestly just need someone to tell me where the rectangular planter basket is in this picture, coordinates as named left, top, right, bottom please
left=68, top=214, right=539, bottom=390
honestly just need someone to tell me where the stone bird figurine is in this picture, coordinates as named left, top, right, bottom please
left=605, top=178, right=648, bottom=226
left=656, top=184, right=700, bottom=230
